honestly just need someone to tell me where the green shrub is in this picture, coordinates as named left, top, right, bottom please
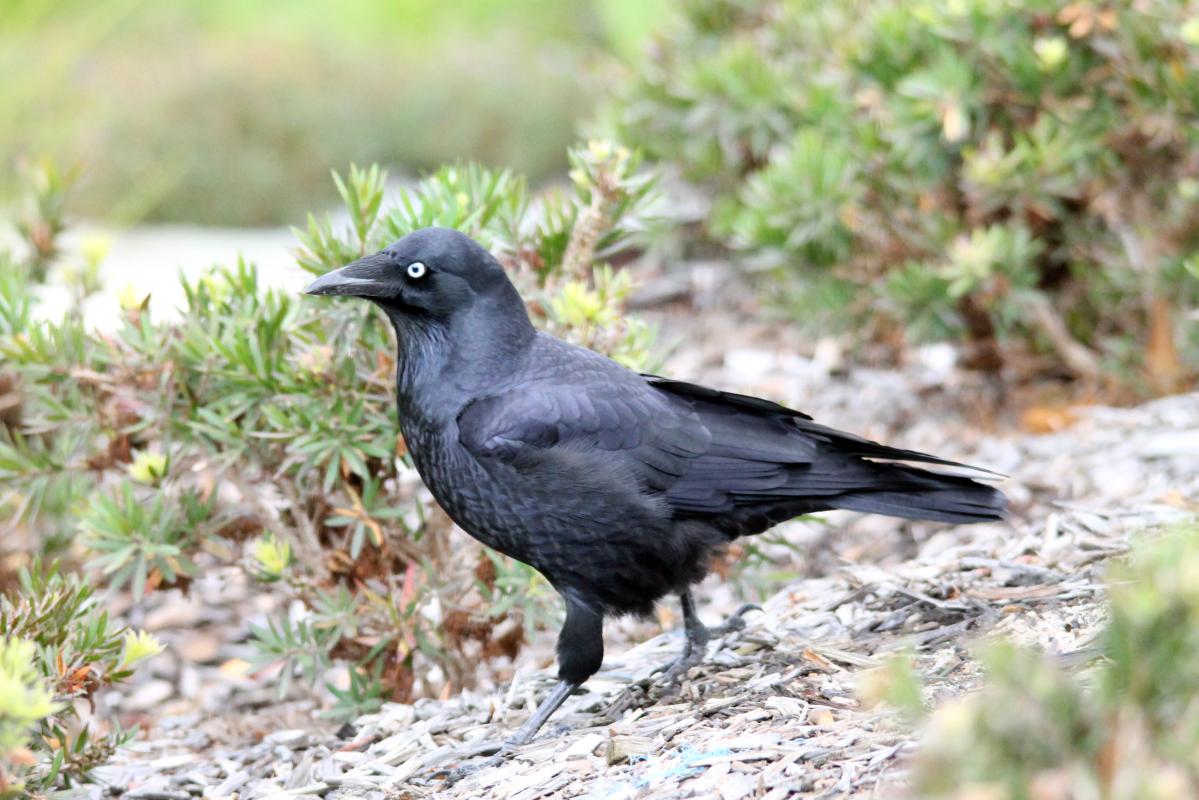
left=1, top=143, right=657, bottom=721
left=863, top=520, right=1199, bottom=798
left=0, top=0, right=672, bottom=224
left=0, top=562, right=157, bottom=796
left=0, top=636, right=58, bottom=798
left=610, top=0, right=1199, bottom=388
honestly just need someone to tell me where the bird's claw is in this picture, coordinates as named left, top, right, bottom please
left=659, top=602, right=764, bottom=688
left=709, top=603, right=763, bottom=636
left=661, top=650, right=705, bottom=687
left=441, top=742, right=511, bottom=784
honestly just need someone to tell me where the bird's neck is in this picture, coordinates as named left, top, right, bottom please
left=387, top=288, right=535, bottom=422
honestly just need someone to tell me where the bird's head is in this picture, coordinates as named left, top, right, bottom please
left=304, top=227, right=522, bottom=324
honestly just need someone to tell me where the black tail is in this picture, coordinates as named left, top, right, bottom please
left=645, top=375, right=1008, bottom=531
left=831, top=467, right=1007, bottom=524
left=791, top=415, right=1007, bottom=524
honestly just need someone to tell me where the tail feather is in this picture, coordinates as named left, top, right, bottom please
left=706, top=458, right=1007, bottom=537
left=833, top=484, right=1007, bottom=524
left=824, top=457, right=1008, bottom=523
left=646, top=374, right=1008, bottom=531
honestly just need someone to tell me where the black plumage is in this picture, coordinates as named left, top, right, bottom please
left=305, top=227, right=1006, bottom=749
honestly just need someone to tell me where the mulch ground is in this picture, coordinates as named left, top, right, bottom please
left=82, top=368, right=1198, bottom=800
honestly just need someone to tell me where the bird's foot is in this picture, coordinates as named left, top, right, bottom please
left=661, top=645, right=705, bottom=687
left=659, top=602, right=763, bottom=687
left=441, top=679, right=579, bottom=783
left=442, top=733, right=525, bottom=784
left=708, top=603, right=763, bottom=637
left=442, top=745, right=509, bottom=785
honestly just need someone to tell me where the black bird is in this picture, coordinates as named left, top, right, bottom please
left=305, top=227, right=1005, bottom=748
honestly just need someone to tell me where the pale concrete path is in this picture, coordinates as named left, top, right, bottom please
left=29, top=224, right=303, bottom=330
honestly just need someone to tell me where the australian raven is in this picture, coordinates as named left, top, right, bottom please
left=305, top=227, right=1005, bottom=749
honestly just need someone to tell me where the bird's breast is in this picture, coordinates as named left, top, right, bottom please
left=399, top=416, right=533, bottom=560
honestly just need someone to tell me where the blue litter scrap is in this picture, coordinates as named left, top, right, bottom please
left=635, top=744, right=732, bottom=787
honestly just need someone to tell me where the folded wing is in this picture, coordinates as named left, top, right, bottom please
left=457, top=373, right=1005, bottom=538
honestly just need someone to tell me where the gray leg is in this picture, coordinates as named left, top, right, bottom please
left=505, top=679, right=578, bottom=747
left=446, top=679, right=579, bottom=782
left=446, top=596, right=602, bottom=782
left=662, top=590, right=761, bottom=684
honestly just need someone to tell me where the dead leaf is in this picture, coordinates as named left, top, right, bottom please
left=1020, top=405, right=1080, bottom=434
left=1146, top=298, right=1182, bottom=393
left=1160, top=490, right=1195, bottom=509
left=219, top=658, right=253, bottom=680
left=802, top=648, right=835, bottom=670
left=969, top=584, right=1063, bottom=602
left=5, top=747, right=36, bottom=767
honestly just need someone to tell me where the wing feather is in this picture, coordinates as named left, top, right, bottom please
left=459, top=370, right=1002, bottom=530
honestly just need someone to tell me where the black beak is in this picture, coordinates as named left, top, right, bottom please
left=304, top=252, right=394, bottom=298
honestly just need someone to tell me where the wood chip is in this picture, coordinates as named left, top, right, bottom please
left=606, top=735, right=655, bottom=765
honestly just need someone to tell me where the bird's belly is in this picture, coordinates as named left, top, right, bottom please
left=400, top=423, right=720, bottom=613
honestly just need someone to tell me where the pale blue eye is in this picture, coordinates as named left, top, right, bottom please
left=407, top=262, right=428, bottom=280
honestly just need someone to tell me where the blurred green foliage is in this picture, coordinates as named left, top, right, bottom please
left=0, top=562, right=156, bottom=796
left=0, top=0, right=667, bottom=225
left=1, top=143, right=658, bottom=722
left=609, top=0, right=1199, bottom=388
left=863, top=520, right=1199, bottom=798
